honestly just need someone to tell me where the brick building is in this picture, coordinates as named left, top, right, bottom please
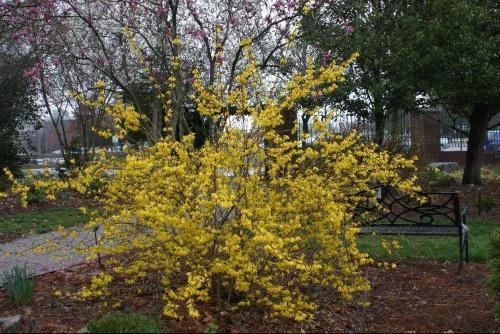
left=411, top=110, right=498, bottom=165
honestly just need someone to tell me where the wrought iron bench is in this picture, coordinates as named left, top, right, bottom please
left=357, top=186, right=469, bottom=271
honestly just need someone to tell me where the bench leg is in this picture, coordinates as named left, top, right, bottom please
left=458, top=234, right=464, bottom=274
left=465, top=233, right=469, bottom=263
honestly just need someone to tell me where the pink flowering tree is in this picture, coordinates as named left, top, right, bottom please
left=2, top=0, right=315, bottom=153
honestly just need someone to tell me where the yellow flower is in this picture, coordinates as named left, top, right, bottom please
left=172, top=37, right=181, bottom=46
left=240, top=38, right=252, bottom=47
left=2, top=52, right=418, bottom=321
left=95, top=80, right=106, bottom=89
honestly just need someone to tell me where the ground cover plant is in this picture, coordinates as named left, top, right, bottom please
left=2, top=264, right=34, bottom=306
left=86, top=312, right=162, bottom=333
left=419, top=165, right=500, bottom=186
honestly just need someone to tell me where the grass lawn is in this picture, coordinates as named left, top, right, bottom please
left=0, top=207, right=496, bottom=263
left=359, top=219, right=499, bottom=262
left=0, top=207, right=88, bottom=237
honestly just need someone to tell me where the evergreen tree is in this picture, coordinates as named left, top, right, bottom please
left=0, top=26, right=39, bottom=178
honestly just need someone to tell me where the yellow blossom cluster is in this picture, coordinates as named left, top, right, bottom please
left=3, top=168, right=69, bottom=207
left=2, top=54, right=419, bottom=321
left=72, top=81, right=143, bottom=141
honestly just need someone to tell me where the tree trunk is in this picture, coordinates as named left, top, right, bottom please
left=462, top=103, right=490, bottom=185
left=371, top=66, right=385, bottom=146
left=301, top=114, right=311, bottom=148
left=278, top=108, right=297, bottom=142
left=151, top=99, right=161, bottom=142
left=374, top=105, right=385, bottom=146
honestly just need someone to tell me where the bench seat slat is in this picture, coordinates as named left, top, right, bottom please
left=359, top=225, right=459, bottom=236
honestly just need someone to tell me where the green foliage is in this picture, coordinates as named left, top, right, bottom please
left=2, top=265, right=34, bottom=306
left=18, top=174, right=75, bottom=204
left=21, top=178, right=47, bottom=204
left=66, top=141, right=84, bottom=167
left=405, top=0, right=499, bottom=184
left=478, top=196, right=496, bottom=215
left=87, top=313, right=162, bottom=333
left=418, top=166, right=500, bottom=187
left=83, top=177, right=106, bottom=197
left=0, top=207, right=88, bottom=237
left=17, top=175, right=71, bottom=204
left=488, top=229, right=500, bottom=322
left=204, top=323, right=219, bottom=334
left=0, top=32, right=39, bottom=179
left=407, top=0, right=500, bottom=111
left=418, top=168, right=458, bottom=187
left=302, top=1, right=419, bottom=145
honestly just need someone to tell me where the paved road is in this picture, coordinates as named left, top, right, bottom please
left=0, top=228, right=98, bottom=279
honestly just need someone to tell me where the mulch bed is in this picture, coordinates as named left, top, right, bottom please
left=0, top=235, right=20, bottom=244
left=0, top=261, right=497, bottom=333
left=0, top=194, right=91, bottom=216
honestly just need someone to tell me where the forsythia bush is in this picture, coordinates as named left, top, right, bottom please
left=3, top=54, right=418, bottom=321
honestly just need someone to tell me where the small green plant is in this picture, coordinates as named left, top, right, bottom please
left=418, top=167, right=440, bottom=184
left=478, top=196, right=496, bottom=215
left=84, top=177, right=105, bottom=197
left=204, top=323, right=219, bottom=334
left=488, top=229, right=500, bottom=322
left=87, top=312, right=162, bottom=333
left=2, top=265, right=34, bottom=306
left=418, top=167, right=457, bottom=187
left=26, top=183, right=46, bottom=204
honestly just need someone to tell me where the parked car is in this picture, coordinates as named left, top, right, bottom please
left=485, top=130, right=500, bottom=151
left=440, top=137, right=449, bottom=150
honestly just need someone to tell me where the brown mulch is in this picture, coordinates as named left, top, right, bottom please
left=0, top=194, right=92, bottom=216
left=0, top=261, right=497, bottom=333
left=365, top=262, right=498, bottom=333
left=0, top=234, right=20, bottom=244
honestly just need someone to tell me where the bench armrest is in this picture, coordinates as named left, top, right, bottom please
left=461, top=206, right=468, bottom=217
left=460, top=206, right=469, bottom=235
left=461, top=206, right=468, bottom=226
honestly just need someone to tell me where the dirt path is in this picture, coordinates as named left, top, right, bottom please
left=0, top=228, right=98, bottom=278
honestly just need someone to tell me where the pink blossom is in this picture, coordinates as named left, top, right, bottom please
left=342, top=22, right=354, bottom=35
left=321, top=51, right=330, bottom=65
left=156, top=7, right=167, bottom=17
left=23, top=64, right=41, bottom=79
left=273, top=0, right=284, bottom=10
left=229, top=15, right=240, bottom=27
left=215, top=55, right=224, bottom=64
left=12, top=31, right=22, bottom=41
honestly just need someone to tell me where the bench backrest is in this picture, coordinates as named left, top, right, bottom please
left=356, top=185, right=461, bottom=226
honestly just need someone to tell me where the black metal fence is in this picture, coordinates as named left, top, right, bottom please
left=440, top=111, right=500, bottom=152
left=297, top=109, right=412, bottom=149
